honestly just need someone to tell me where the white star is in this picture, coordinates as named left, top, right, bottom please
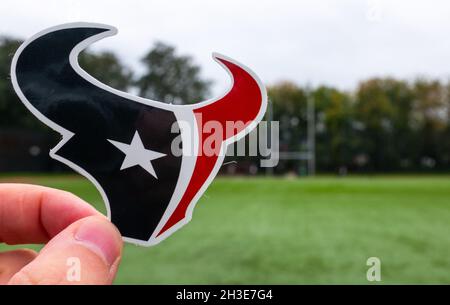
left=108, top=131, right=166, bottom=179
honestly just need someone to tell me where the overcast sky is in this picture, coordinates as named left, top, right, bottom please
left=2, top=0, right=450, bottom=97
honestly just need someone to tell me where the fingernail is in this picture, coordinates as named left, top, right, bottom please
left=74, top=217, right=122, bottom=267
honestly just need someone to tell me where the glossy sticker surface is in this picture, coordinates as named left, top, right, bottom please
left=11, top=23, right=267, bottom=246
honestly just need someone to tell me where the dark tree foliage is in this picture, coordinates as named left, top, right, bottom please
left=78, top=51, right=133, bottom=91
left=135, top=42, right=211, bottom=104
left=0, top=37, right=38, bottom=129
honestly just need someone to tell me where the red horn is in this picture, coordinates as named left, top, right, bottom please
left=193, top=53, right=266, bottom=141
left=157, top=53, right=267, bottom=237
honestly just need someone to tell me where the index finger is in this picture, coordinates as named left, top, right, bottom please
left=0, top=183, right=100, bottom=245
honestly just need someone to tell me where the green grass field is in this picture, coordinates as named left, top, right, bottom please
left=1, top=174, right=450, bottom=284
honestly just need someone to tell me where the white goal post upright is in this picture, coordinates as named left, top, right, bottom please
left=265, top=87, right=316, bottom=176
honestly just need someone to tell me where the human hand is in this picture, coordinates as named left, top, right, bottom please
left=0, top=184, right=123, bottom=284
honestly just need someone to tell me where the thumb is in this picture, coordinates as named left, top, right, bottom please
left=8, top=216, right=123, bottom=285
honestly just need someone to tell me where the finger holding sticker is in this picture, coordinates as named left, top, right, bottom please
left=0, top=184, right=123, bottom=285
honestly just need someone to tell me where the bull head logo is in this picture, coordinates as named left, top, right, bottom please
left=11, top=23, right=267, bottom=246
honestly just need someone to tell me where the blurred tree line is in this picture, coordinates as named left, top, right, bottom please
left=0, top=36, right=449, bottom=173
left=269, top=79, right=450, bottom=173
